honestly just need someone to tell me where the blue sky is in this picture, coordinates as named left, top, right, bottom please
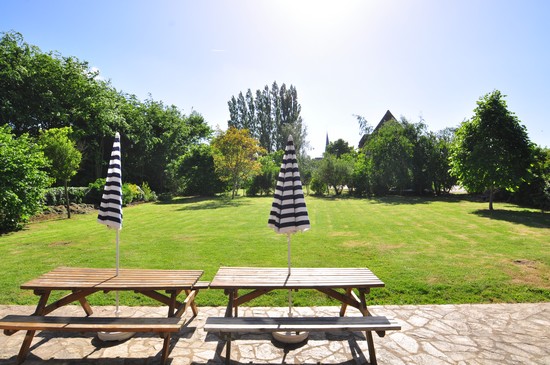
left=2, top=0, right=549, bottom=156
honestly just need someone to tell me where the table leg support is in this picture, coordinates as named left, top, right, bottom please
left=365, top=330, right=377, bottom=365
left=160, top=333, right=171, bottom=365
left=225, top=334, right=232, bottom=365
left=16, top=330, right=36, bottom=364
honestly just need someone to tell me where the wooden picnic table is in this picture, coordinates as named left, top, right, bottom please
left=1, top=266, right=205, bottom=364
left=208, top=267, right=395, bottom=365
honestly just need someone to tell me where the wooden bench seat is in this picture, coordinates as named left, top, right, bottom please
left=0, top=315, right=186, bottom=364
left=204, top=316, right=401, bottom=364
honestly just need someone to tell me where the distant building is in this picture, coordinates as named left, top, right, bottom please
left=358, top=110, right=397, bottom=149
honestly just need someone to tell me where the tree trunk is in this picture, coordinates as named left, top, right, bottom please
left=488, top=186, right=494, bottom=211
left=64, top=181, right=71, bottom=219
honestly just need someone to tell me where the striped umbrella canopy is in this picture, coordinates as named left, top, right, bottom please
left=268, top=134, right=310, bottom=273
left=97, top=132, right=123, bottom=273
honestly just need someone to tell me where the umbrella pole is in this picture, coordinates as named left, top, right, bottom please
left=287, top=233, right=292, bottom=317
left=115, top=229, right=120, bottom=317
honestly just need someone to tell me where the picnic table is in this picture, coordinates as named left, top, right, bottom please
left=206, top=267, right=400, bottom=365
left=0, top=266, right=205, bottom=364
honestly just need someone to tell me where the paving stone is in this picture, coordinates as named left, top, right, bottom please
left=1, top=303, right=549, bottom=364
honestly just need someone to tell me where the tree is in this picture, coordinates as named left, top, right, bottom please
left=431, top=128, right=457, bottom=195
left=227, top=81, right=307, bottom=155
left=166, top=144, right=223, bottom=196
left=364, top=119, right=413, bottom=194
left=450, top=90, right=533, bottom=210
left=38, top=127, right=82, bottom=218
left=326, top=139, right=353, bottom=158
left=315, top=154, right=354, bottom=195
left=0, top=125, right=52, bottom=232
left=211, top=127, right=265, bottom=198
left=246, top=150, right=283, bottom=196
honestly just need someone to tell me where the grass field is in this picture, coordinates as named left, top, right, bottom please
left=0, top=195, right=548, bottom=307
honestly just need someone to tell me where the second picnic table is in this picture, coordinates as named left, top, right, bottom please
left=207, top=266, right=398, bottom=364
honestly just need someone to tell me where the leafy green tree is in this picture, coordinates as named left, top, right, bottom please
left=431, top=128, right=457, bottom=194
left=166, top=144, right=223, bottom=196
left=211, top=127, right=265, bottom=198
left=364, top=119, right=413, bottom=194
left=228, top=81, right=307, bottom=155
left=326, top=139, right=353, bottom=158
left=315, top=153, right=354, bottom=195
left=450, top=90, right=533, bottom=210
left=38, top=127, right=82, bottom=218
left=512, top=146, right=550, bottom=211
left=246, top=151, right=283, bottom=196
left=0, top=125, right=52, bottom=232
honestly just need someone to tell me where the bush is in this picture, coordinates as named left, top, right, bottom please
left=310, top=177, right=328, bottom=196
left=0, top=126, right=52, bottom=232
left=84, top=178, right=107, bottom=205
left=141, top=182, right=157, bottom=202
left=44, top=187, right=87, bottom=205
left=122, top=183, right=144, bottom=205
left=158, top=192, right=173, bottom=202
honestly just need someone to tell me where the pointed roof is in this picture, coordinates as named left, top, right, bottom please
left=358, top=110, right=398, bottom=148
left=373, top=110, right=397, bottom=133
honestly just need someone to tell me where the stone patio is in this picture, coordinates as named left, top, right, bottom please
left=1, top=303, right=549, bottom=364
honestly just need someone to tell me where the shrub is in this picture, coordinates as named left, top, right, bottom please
left=84, top=178, right=106, bottom=205
left=44, top=187, right=87, bottom=205
left=0, top=126, right=52, bottom=232
left=141, top=182, right=157, bottom=202
left=310, top=177, right=328, bottom=196
left=158, top=192, right=173, bottom=202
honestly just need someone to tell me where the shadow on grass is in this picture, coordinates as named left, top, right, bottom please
left=157, top=195, right=251, bottom=211
left=472, top=209, right=550, bottom=228
left=309, top=193, right=489, bottom=205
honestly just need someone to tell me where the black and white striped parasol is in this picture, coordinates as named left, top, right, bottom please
left=97, top=132, right=124, bottom=318
left=268, top=134, right=310, bottom=272
left=267, top=134, right=311, bottom=325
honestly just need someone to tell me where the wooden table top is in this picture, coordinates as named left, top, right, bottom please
left=21, top=267, right=204, bottom=291
left=209, top=267, right=385, bottom=289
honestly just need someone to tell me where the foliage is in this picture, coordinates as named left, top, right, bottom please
left=325, top=139, right=354, bottom=158
left=166, top=144, right=224, bottom=196
left=44, top=187, right=87, bottom=206
left=228, top=82, right=307, bottom=155
left=83, top=178, right=106, bottom=205
left=0, top=125, right=52, bottom=232
left=431, top=128, right=457, bottom=194
left=363, top=119, right=414, bottom=194
left=314, top=153, right=354, bottom=195
left=140, top=182, right=157, bottom=202
left=450, top=90, right=533, bottom=210
left=122, top=183, right=143, bottom=205
left=246, top=150, right=283, bottom=196
left=0, top=31, right=212, bottom=193
left=310, top=177, right=329, bottom=196
left=351, top=153, right=371, bottom=197
left=511, top=146, right=550, bottom=211
left=211, top=127, right=265, bottom=199
left=38, top=127, right=82, bottom=218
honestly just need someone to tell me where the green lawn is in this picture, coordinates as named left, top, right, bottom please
left=0, top=195, right=548, bottom=307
